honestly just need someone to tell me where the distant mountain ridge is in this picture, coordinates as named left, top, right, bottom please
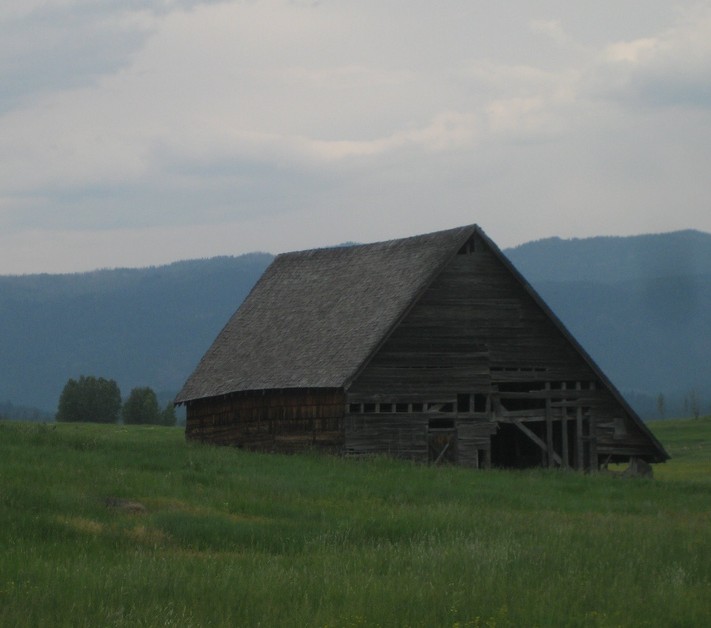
left=505, top=230, right=711, bottom=418
left=1, top=230, right=709, bottom=419
left=506, top=229, right=711, bottom=283
left=0, top=253, right=273, bottom=415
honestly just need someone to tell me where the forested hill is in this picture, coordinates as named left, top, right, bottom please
left=1, top=230, right=710, bottom=419
left=505, top=229, right=711, bottom=283
left=0, top=253, right=273, bottom=416
left=506, top=229, right=711, bottom=417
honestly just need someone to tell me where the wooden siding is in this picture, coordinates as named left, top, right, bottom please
left=345, top=413, right=428, bottom=460
left=185, top=388, right=345, bottom=453
left=347, top=235, right=662, bottom=467
left=344, top=410, right=498, bottom=468
left=349, top=239, right=594, bottom=397
left=456, top=419, right=499, bottom=468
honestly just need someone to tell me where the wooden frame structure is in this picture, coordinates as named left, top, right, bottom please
left=176, top=225, right=668, bottom=471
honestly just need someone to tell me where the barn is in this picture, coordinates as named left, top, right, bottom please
left=175, top=224, right=668, bottom=471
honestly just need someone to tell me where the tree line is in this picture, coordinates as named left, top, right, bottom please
left=56, top=375, right=176, bottom=425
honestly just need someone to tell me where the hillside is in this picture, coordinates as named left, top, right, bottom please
left=506, top=230, right=711, bottom=417
left=505, top=229, right=711, bottom=283
left=0, top=254, right=272, bottom=413
left=1, top=230, right=709, bottom=419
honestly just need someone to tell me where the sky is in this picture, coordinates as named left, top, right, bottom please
left=2, top=0, right=711, bottom=275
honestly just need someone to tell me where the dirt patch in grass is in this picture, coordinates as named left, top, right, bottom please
left=105, top=497, right=147, bottom=513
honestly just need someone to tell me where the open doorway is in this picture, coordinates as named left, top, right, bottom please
left=490, top=419, right=581, bottom=469
left=490, top=422, right=543, bottom=468
left=428, top=418, right=457, bottom=465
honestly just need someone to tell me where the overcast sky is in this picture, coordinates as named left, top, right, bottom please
left=2, top=0, right=711, bottom=274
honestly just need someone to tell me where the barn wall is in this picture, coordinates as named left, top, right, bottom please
left=344, top=410, right=498, bottom=467
left=345, top=412, right=428, bottom=460
left=185, top=388, right=345, bottom=453
left=349, top=235, right=596, bottom=398
left=348, top=234, right=661, bottom=467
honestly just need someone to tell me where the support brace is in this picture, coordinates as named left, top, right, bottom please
left=513, top=419, right=562, bottom=466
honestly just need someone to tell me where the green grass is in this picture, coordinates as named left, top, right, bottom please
left=1, top=418, right=709, bottom=627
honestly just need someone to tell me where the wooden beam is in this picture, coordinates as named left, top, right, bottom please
left=495, top=413, right=546, bottom=422
left=545, top=382, right=554, bottom=468
left=589, top=382, right=598, bottom=472
left=513, top=419, right=562, bottom=465
left=576, top=383, right=584, bottom=471
left=561, top=382, right=569, bottom=469
left=434, top=440, right=451, bottom=465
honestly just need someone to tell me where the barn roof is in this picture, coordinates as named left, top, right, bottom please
left=176, top=224, right=476, bottom=402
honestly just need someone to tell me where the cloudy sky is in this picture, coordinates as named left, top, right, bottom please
left=2, top=0, right=711, bottom=274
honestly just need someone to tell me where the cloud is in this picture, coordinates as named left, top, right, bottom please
left=595, top=4, right=711, bottom=108
left=529, top=18, right=570, bottom=46
left=0, top=1, right=228, bottom=113
left=1, top=1, right=711, bottom=272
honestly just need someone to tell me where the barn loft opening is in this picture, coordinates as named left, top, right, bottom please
left=457, top=236, right=477, bottom=255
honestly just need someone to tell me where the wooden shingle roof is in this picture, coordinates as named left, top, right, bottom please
left=176, top=225, right=476, bottom=402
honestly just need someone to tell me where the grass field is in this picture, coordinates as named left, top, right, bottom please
left=1, top=417, right=709, bottom=627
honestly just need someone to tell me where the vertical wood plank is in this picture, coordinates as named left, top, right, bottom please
left=545, top=381, right=554, bottom=468
left=589, top=382, right=598, bottom=473
left=561, top=382, right=569, bottom=469
left=575, top=382, right=584, bottom=471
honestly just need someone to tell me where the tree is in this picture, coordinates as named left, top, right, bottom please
left=122, top=387, right=162, bottom=425
left=689, top=389, right=701, bottom=419
left=56, top=376, right=122, bottom=423
left=160, top=402, right=177, bottom=427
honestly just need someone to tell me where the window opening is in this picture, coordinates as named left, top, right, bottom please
left=457, top=238, right=476, bottom=255
left=473, top=394, right=488, bottom=413
left=500, top=397, right=546, bottom=412
left=457, top=394, right=470, bottom=413
left=428, top=418, right=455, bottom=430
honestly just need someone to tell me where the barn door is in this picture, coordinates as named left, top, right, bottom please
left=428, top=419, right=457, bottom=465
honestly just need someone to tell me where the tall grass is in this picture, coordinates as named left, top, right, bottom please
left=1, top=419, right=709, bottom=627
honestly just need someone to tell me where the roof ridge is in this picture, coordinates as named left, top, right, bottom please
left=275, top=224, right=479, bottom=258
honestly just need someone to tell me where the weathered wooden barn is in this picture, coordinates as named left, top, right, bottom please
left=176, top=225, right=668, bottom=471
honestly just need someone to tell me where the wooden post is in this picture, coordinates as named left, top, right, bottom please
left=561, top=383, right=569, bottom=469
left=589, top=383, right=598, bottom=473
left=545, top=382, right=554, bottom=468
left=575, top=382, right=584, bottom=471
